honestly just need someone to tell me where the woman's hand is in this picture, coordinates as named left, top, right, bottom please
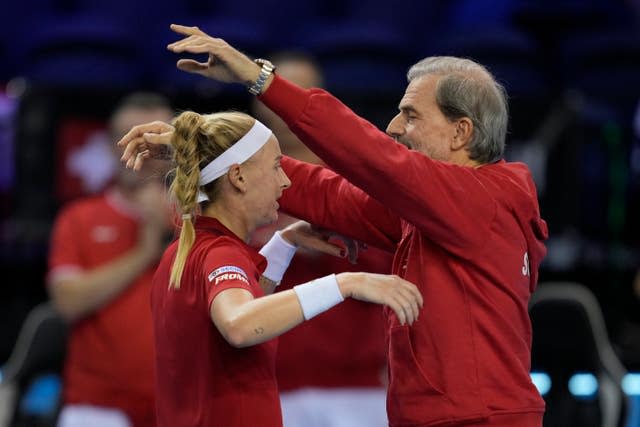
left=117, top=121, right=175, bottom=171
left=337, top=273, right=423, bottom=326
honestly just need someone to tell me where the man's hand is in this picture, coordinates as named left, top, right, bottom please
left=167, top=24, right=268, bottom=90
left=279, top=221, right=361, bottom=264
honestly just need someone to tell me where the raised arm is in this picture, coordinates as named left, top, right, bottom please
left=261, top=78, right=497, bottom=255
left=280, top=156, right=401, bottom=253
left=162, top=24, right=496, bottom=255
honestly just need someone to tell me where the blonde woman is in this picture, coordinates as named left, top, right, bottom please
left=141, top=111, right=422, bottom=426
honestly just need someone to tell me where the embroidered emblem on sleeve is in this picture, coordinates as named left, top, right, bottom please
left=208, top=265, right=250, bottom=285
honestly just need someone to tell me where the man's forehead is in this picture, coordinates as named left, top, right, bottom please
left=399, top=86, right=421, bottom=109
left=400, top=76, right=438, bottom=106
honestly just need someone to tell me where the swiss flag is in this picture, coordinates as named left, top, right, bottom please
left=55, top=118, right=117, bottom=203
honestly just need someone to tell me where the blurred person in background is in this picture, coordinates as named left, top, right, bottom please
left=250, top=51, right=391, bottom=427
left=47, top=92, right=174, bottom=427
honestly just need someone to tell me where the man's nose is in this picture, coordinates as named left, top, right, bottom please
left=386, top=114, right=404, bottom=138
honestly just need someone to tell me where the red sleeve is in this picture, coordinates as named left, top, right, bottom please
left=261, top=76, right=496, bottom=256
left=47, top=205, right=84, bottom=285
left=203, top=241, right=259, bottom=309
left=280, top=156, right=401, bottom=253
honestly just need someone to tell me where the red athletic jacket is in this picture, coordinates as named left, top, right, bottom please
left=262, top=76, right=548, bottom=426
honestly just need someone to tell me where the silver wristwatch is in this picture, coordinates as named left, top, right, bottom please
left=248, top=59, right=276, bottom=95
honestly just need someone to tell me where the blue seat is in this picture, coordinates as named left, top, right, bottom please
left=208, top=0, right=326, bottom=43
left=62, top=0, right=178, bottom=28
left=295, top=19, right=412, bottom=95
left=339, top=0, right=441, bottom=42
left=149, top=16, right=274, bottom=95
left=0, top=302, right=68, bottom=427
left=559, top=29, right=640, bottom=113
left=1, top=1, right=60, bottom=82
left=513, top=0, right=635, bottom=45
left=17, top=15, right=143, bottom=88
left=421, top=26, right=550, bottom=101
left=440, top=0, right=524, bottom=28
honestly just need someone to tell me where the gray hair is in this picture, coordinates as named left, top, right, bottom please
left=407, top=57, right=508, bottom=164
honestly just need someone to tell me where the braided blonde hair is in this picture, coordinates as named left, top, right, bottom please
left=169, top=110, right=255, bottom=289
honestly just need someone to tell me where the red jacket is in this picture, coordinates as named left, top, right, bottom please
left=262, top=76, right=548, bottom=426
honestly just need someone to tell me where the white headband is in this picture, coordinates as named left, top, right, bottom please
left=197, top=120, right=272, bottom=202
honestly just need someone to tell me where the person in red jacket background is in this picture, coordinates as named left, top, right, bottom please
left=250, top=51, right=391, bottom=427
left=119, top=24, right=549, bottom=427
left=48, top=92, right=174, bottom=427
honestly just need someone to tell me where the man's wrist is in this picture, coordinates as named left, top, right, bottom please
left=248, top=59, right=276, bottom=95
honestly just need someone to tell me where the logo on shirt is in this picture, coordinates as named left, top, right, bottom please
left=208, top=266, right=250, bottom=285
left=91, top=225, right=118, bottom=243
left=522, top=252, right=530, bottom=277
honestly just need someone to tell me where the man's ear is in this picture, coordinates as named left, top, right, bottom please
left=452, top=117, right=473, bottom=151
left=226, top=164, right=247, bottom=193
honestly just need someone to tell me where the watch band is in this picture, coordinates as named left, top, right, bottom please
left=248, top=59, right=275, bottom=95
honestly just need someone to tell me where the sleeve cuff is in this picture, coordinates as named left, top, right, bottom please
left=258, top=75, right=311, bottom=127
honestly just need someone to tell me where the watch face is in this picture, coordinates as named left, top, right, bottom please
left=255, top=59, right=275, bottom=71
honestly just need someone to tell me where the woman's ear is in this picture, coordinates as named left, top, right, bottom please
left=226, top=164, right=248, bottom=193
left=452, top=117, right=473, bottom=151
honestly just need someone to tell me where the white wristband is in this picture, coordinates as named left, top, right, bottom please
left=259, top=231, right=297, bottom=284
left=293, top=274, right=345, bottom=320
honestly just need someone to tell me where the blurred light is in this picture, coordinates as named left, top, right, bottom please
left=20, top=374, right=61, bottom=415
left=622, top=373, right=640, bottom=396
left=568, top=373, right=598, bottom=399
left=530, top=372, right=551, bottom=396
left=6, top=77, right=27, bottom=99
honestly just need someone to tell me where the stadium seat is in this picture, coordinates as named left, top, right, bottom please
left=0, top=302, right=68, bottom=427
left=530, top=282, right=630, bottom=427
